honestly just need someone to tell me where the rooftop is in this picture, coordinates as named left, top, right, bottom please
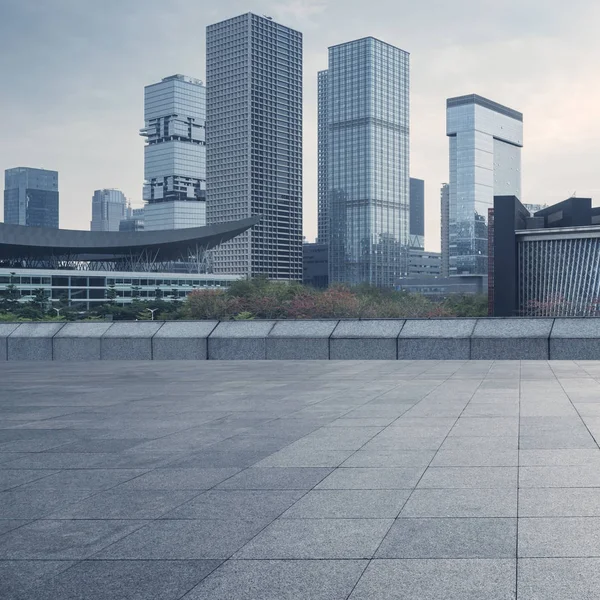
left=447, top=94, right=523, bottom=122
left=1, top=359, right=598, bottom=599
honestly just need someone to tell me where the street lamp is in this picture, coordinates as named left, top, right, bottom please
left=52, top=307, right=62, bottom=317
left=146, top=308, right=159, bottom=320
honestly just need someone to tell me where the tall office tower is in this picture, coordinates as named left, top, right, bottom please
left=409, top=177, right=424, bottom=249
left=90, top=189, right=127, bottom=232
left=446, top=94, right=523, bottom=276
left=440, top=183, right=450, bottom=278
left=4, top=167, right=59, bottom=228
left=140, top=74, right=206, bottom=231
left=317, top=69, right=329, bottom=245
left=327, top=37, right=410, bottom=287
left=206, top=13, right=303, bottom=280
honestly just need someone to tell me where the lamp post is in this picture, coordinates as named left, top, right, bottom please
left=146, top=308, right=158, bottom=321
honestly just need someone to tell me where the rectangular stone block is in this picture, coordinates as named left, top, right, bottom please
left=0, top=323, right=20, bottom=361
left=398, top=319, right=476, bottom=360
left=471, top=318, right=553, bottom=360
left=152, top=321, right=218, bottom=360
left=330, top=320, right=404, bottom=360
left=7, top=323, right=66, bottom=361
left=101, top=321, right=164, bottom=360
left=550, top=318, right=600, bottom=360
left=266, top=320, right=337, bottom=360
left=53, top=322, right=113, bottom=361
left=208, top=321, right=275, bottom=360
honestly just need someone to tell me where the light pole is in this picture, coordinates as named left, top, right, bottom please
left=146, top=308, right=159, bottom=320
left=52, top=307, right=62, bottom=317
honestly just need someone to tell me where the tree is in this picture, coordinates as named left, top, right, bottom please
left=0, top=272, right=20, bottom=312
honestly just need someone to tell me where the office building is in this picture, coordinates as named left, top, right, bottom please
left=206, top=13, right=303, bottom=280
left=317, top=70, right=329, bottom=245
left=119, top=207, right=145, bottom=232
left=446, top=94, right=523, bottom=276
left=91, top=189, right=127, bottom=232
left=4, top=167, right=59, bottom=228
left=409, top=178, right=424, bottom=249
left=440, top=183, right=450, bottom=277
left=303, top=242, right=328, bottom=288
left=140, top=75, right=206, bottom=230
left=407, top=248, right=441, bottom=278
left=326, top=37, right=410, bottom=287
left=490, top=196, right=600, bottom=316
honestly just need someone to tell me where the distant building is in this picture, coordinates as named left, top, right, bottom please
left=317, top=70, right=329, bottom=245
left=140, top=74, right=206, bottom=230
left=408, top=248, right=441, bottom=278
left=409, top=178, right=424, bottom=249
left=490, top=196, right=600, bottom=316
left=4, top=167, right=59, bottom=228
left=440, top=183, right=450, bottom=277
left=396, top=275, right=487, bottom=298
left=447, top=94, right=523, bottom=276
left=303, top=243, right=328, bottom=288
left=206, top=13, right=303, bottom=280
left=119, top=207, right=145, bottom=232
left=91, top=189, right=127, bottom=232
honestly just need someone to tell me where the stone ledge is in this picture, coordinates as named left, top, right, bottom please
left=53, top=322, right=113, bottom=361
left=266, top=320, right=337, bottom=360
left=152, top=321, right=218, bottom=360
left=209, top=321, right=276, bottom=360
left=8, top=323, right=66, bottom=361
left=330, top=320, right=403, bottom=360
left=101, top=321, right=164, bottom=360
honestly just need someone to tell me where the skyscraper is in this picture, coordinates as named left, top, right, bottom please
left=317, top=69, right=329, bottom=245
left=446, top=94, right=523, bottom=276
left=4, top=167, right=59, bottom=228
left=326, top=37, right=410, bottom=287
left=140, top=74, right=206, bottom=231
left=440, top=183, right=450, bottom=278
left=206, top=13, right=303, bottom=280
left=90, top=189, right=127, bottom=232
left=409, top=177, right=424, bottom=249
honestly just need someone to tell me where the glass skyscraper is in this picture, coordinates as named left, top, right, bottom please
left=317, top=69, right=329, bottom=245
left=4, top=167, right=59, bottom=228
left=140, top=74, right=206, bottom=230
left=446, top=94, right=523, bottom=276
left=90, top=189, right=127, bottom=232
left=409, top=177, right=425, bottom=249
left=206, top=13, right=303, bottom=280
left=324, top=37, right=410, bottom=287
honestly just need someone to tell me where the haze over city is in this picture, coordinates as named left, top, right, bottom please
left=1, top=0, right=599, bottom=250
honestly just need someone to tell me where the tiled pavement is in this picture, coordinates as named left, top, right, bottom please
left=2, top=360, right=600, bottom=599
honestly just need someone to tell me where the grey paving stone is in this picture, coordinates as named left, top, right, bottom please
left=234, top=518, right=393, bottom=559
left=519, top=488, right=600, bottom=517
left=315, top=467, right=425, bottom=489
left=431, top=448, right=518, bottom=467
left=0, top=519, right=146, bottom=559
left=118, top=467, right=240, bottom=490
left=341, top=450, right=436, bottom=468
left=0, top=520, right=30, bottom=537
left=215, top=467, right=332, bottom=490
left=53, top=322, right=112, bottom=361
left=152, top=321, right=218, bottom=360
left=95, top=519, right=267, bottom=559
left=17, top=469, right=146, bottom=491
left=255, top=447, right=354, bottom=468
left=101, top=322, right=163, bottom=360
left=449, top=417, right=519, bottom=437
left=15, top=559, right=222, bottom=600
left=348, top=558, right=516, bottom=600
left=376, top=517, right=517, bottom=558
left=0, top=469, right=60, bottom=491
left=400, top=488, right=518, bottom=518
left=519, top=517, right=600, bottom=557
left=8, top=323, right=65, bottom=361
left=0, top=560, right=75, bottom=598
left=184, top=559, right=367, bottom=600
left=417, top=467, right=518, bottom=489
left=0, top=488, right=96, bottom=518
left=520, top=465, right=600, bottom=487
left=518, top=558, right=600, bottom=600
left=282, top=489, right=411, bottom=519
left=519, top=449, right=600, bottom=466
left=163, top=489, right=304, bottom=520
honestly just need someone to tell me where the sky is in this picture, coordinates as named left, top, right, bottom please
left=1, top=0, right=599, bottom=250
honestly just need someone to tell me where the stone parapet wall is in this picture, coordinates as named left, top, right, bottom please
left=0, top=318, right=597, bottom=361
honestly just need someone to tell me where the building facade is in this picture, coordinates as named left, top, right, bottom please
left=409, top=178, right=424, bottom=249
left=4, top=167, right=59, bottom=228
left=206, top=13, right=303, bottom=280
left=317, top=69, right=329, bottom=245
left=303, top=242, right=328, bottom=288
left=446, top=94, right=523, bottom=276
left=140, top=75, right=206, bottom=230
left=119, top=207, right=145, bottom=232
left=326, top=37, right=410, bottom=287
left=440, top=183, right=450, bottom=278
left=91, top=189, right=127, bottom=232
left=407, top=248, right=441, bottom=278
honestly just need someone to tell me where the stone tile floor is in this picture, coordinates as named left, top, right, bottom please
left=1, top=359, right=600, bottom=598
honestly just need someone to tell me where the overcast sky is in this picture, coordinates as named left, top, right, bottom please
left=1, top=0, right=599, bottom=250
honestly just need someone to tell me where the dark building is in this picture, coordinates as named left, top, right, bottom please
left=440, top=183, right=449, bottom=277
left=4, top=167, right=59, bottom=228
left=490, top=196, right=600, bottom=316
left=303, top=243, right=328, bottom=288
left=409, top=178, right=425, bottom=248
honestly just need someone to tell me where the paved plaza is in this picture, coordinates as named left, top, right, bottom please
left=2, top=360, right=600, bottom=599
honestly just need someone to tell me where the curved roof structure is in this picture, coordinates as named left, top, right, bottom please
left=0, top=217, right=259, bottom=261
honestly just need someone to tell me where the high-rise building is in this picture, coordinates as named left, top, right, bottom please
left=409, top=177, right=424, bottom=249
left=206, top=13, right=303, bottom=280
left=90, top=189, right=127, bottom=232
left=446, top=94, right=523, bottom=276
left=317, top=69, right=329, bottom=245
left=440, top=183, right=450, bottom=278
left=140, top=74, right=206, bottom=231
left=326, top=37, right=410, bottom=287
left=4, top=167, right=59, bottom=228
left=119, top=207, right=145, bottom=232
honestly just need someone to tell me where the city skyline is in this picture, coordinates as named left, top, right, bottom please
left=1, top=1, right=599, bottom=250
